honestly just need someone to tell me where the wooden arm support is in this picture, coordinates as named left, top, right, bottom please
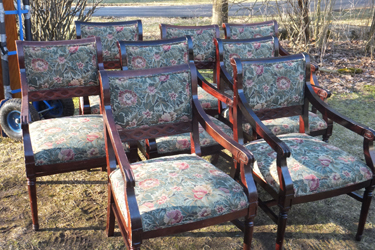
left=193, top=97, right=258, bottom=202
left=197, top=71, right=233, bottom=107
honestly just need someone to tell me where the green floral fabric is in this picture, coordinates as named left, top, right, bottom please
left=29, top=115, right=105, bottom=166
left=222, top=109, right=327, bottom=135
left=23, top=42, right=98, bottom=91
left=140, top=115, right=233, bottom=153
left=245, top=133, right=372, bottom=197
left=110, top=154, right=249, bottom=232
left=242, top=59, right=306, bottom=110
left=223, top=39, right=275, bottom=78
left=108, top=70, right=192, bottom=129
left=80, top=23, right=140, bottom=62
left=197, top=86, right=220, bottom=110
left=164, top=27, right=216, bottom=63
left=125, top=41, right=189, bottom=70
left=229, top=24, right=276, bottom=39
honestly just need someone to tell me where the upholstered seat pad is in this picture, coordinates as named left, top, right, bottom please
left=141, top=115, right=233, bottom=154
left=29, top=115, right=106, bottom=166
left=222, top=108, right=327, bottom=135
left=245, top=133, right=372, bottom=197
left=109, top=154, right=249, bottom=232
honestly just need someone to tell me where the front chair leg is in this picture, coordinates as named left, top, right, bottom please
left=243, top=217, right=254, bottom=250
left=276, top=207, right=289, bottom=250
left=106, top=183, right=115, bottom=237
left=355, top=186, right=374, bottom=241
left=27, top=178, right=39, bottom=231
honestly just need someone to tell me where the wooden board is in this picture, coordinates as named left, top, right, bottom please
left=0, top=1, right=21, bottom=100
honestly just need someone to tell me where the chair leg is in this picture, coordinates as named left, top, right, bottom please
left=27, top=178, right=39, bottom=231
left=275, top=207, right=289, bottom=250
left=355, top=186, right=374, bottom=241
left=243, top=217, right=254, bottom=250
left=106, top=183, right=115, bottom=237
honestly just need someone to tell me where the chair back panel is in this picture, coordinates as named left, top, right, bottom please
left=239, top=55, right=306, bottom=111
left=161, top=25, right=219, bottom=65
left=224, top=20, right=277, bottom=39
left=78, top=21, right=141, bottom=63
left=222, top=36, right=277, bottom=78
left=107, top=65, right=193, bottom=133
left=120, top=37, right=192, bottom=70
left=22, top=40, right=99, bottom=92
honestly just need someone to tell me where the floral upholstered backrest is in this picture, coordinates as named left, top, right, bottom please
left=108, top=66, right=193, bottom=130
left=23, top=41, right=99, bottom=92
left=222, top=37, right=276, bottom=78
left=227, top=22, right=276, bottom=39
left=162, top=25, right=218, bottom=63
left=123, top=39, right=190, bottom=70
left=80, top=21, right=140, bottom=62
left=239, top=56, right=306, bottom=111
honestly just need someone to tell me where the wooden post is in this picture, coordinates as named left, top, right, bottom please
left=0, top=1, right=21, bottom=100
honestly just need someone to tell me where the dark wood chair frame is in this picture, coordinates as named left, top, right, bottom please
left=100, top=63, right=258, bottom=249
left=160, top=24, right=224, bottom=117
left=16, top=37, right=107, bottom=231
left=75, top=20, right=143, bottom=115
left=231, top=54, right=375, bottom=249
left=117, top=36, right=234, bottom=160
left=214, top=36, right=333, bottom=142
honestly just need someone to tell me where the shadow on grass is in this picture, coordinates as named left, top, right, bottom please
left=39, top=226, right=104, bottom=232
left=37, top=180, right=107, bottom=185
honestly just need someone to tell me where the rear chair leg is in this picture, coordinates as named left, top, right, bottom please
left=106, top=183, right=115, bottom=237
left=27, top=178, right=39, bottom=231
left=355, top=186, right=373, bottom=241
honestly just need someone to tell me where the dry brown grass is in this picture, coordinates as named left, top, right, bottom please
left=1, top=16, right=375, bottom=250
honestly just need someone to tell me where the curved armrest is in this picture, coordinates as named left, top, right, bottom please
left=193, top=97, right=257, bottom=202
left=236, top=92, right=294, bottom=196
left=21, top=88, right=35, bottom=167
left=219, top=65, right=234, bottom=91
left=312, top=85, right=331, bottom=101
left=197, top=71, right=233, bottom=107
left=306, top=78, right=375, bottom=140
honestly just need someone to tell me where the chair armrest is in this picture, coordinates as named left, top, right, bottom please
left=312, top=85, right=331, bottom=101
left=306, top=76, right=375, bottom=140
left=21, top=87, right=36, bottom=167
left=236, top=92, right=294, bottom=196
left=219, top=65, right=234, bottom=91
left=197, top=71, right=233, bottom=107
left=193, top=97, right=257, bottom=202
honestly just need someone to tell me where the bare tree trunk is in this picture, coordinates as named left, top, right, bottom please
left=366, top=1, right=375, bottom=53
left=212, top=0, right=228, bottom=26
left=314, top=0, right=322, bottom=40
left=298, top=0, right=310, bottom=42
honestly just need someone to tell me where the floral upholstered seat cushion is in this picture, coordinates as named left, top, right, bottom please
left=222, top=109, right=327, bottom=135
left=80, top=23, right=140, bottom=62
left=29, top=115, right=106, bottom=166
left=222, top=39, right=275, bottom=78
left=245, top=133, right=372, bottom=197
left=23, top=42, right=99, bottom=91
left=229, top=23, right=276, bottom=39
left=109, top=154, right=249, bottom=232
left=164, top=28, right=216, bottom=63
left=141, top=115, right=233, bottom=154
left=125, top=41, right=189, bottom=70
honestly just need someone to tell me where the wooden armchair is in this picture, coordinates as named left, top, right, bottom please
left=222, top=20, right=331, bottom=100
left=214, top=36, right=332, bottom=141
left=100, top=63, right=258, bottom=249
left=117, top=36, right=234, bottom=159
left=230, top=54, right=375, bottom=249
left=160, top=24, right=222, bottom=116
left=16, top=37, right=108, bottom=230
left=75, top=20, right=143, bottom=115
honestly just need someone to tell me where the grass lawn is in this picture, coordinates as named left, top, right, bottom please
left=1, top=15, right=375, bottom=250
